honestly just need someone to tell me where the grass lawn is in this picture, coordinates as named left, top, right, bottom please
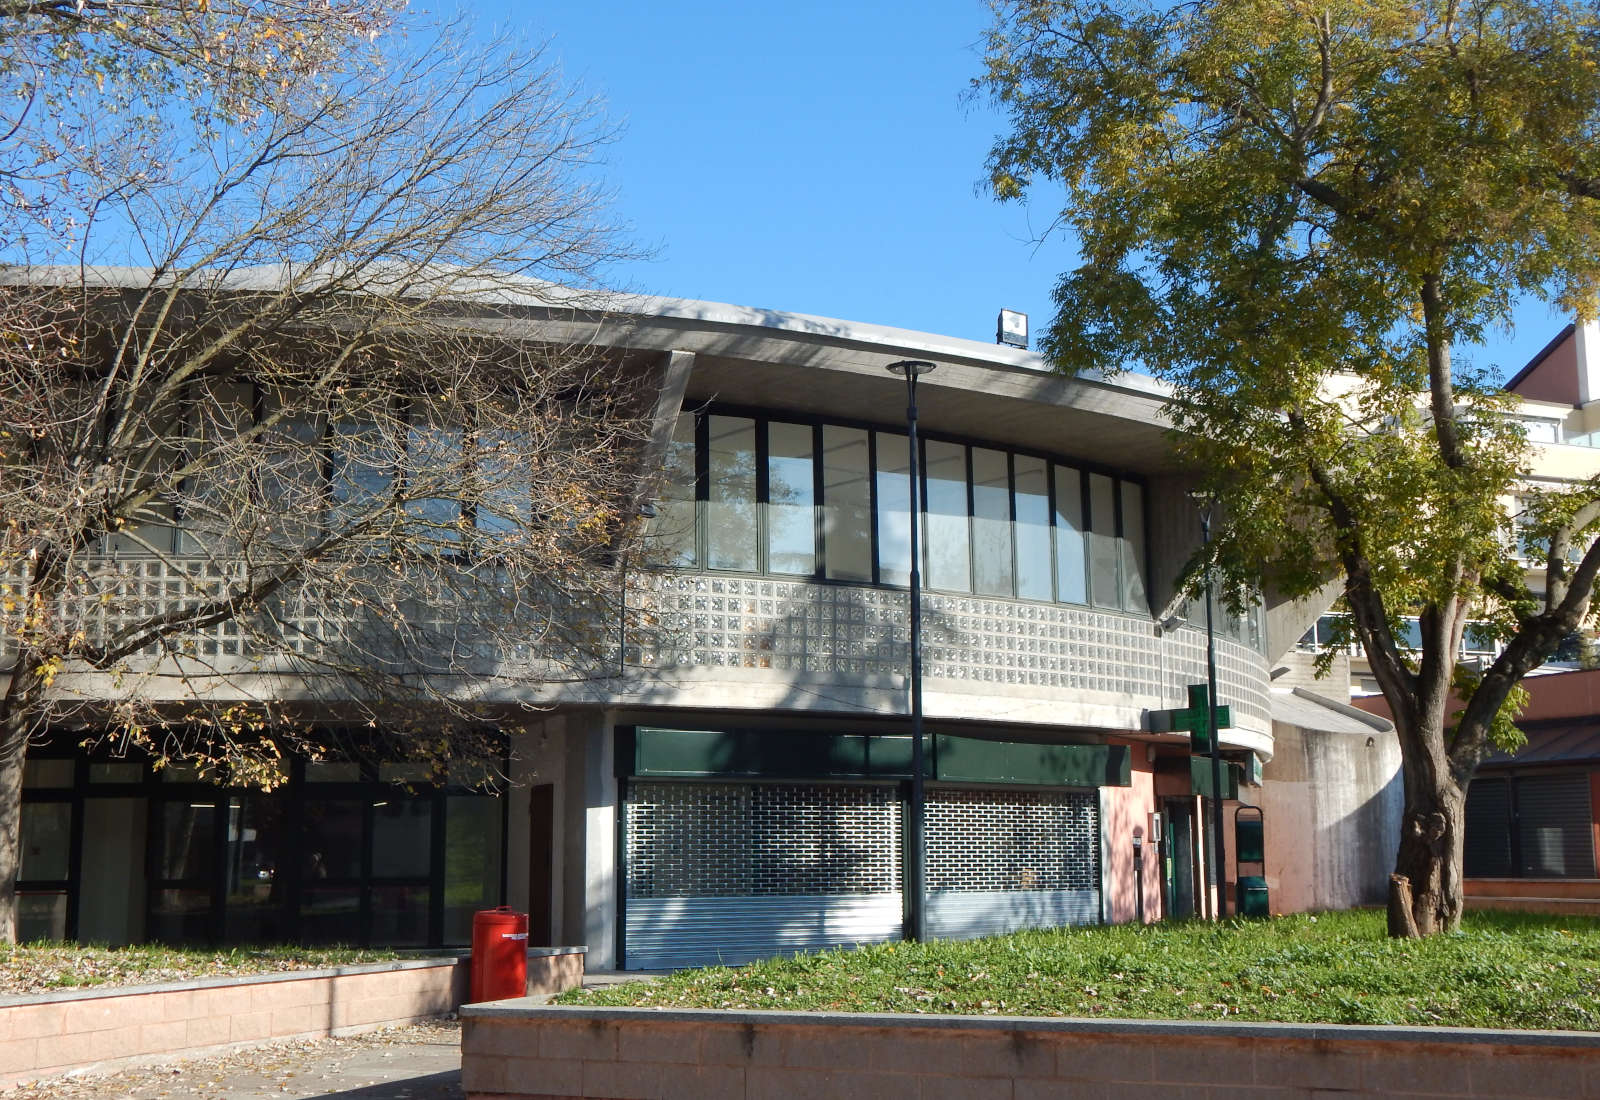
left=0, top=944, right=400, bottom=996
left=560, top=909, right=1600, bottom=1031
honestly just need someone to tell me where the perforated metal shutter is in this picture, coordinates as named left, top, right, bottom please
left=622, top=781, right=903, bottom=970
left=1464, top=778, right=1513, bottom=878
left=1516, top=774, right=1596, bottom=878
left=924, top=787, right=1101, bottom=939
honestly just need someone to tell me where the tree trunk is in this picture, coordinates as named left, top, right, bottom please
left=0, top=726, right=21, bottom=945
left=1389, top=775, right=1466, bottom=937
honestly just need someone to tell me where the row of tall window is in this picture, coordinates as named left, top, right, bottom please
left=649, top=411, right=1149, bottom=613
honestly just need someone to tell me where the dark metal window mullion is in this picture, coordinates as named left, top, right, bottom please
left=866, top=430, right=879, bottom=586
left=694, top=411, right=709, bottom=569
left=1078, top=467, right=1093, bottom=606
left=1046, top=462, right=1060, bottom=604
left=1007, top=451, right=1019, bottom=600
left=812, top=423, right=826, bottom=579
left=755, top=416, right=770, bottom=575
left=917, top=434, right=929, bottom=581
left=964, top=445, right=976, bottom=594
left=1112, top=476, right=1125, bottom=611
left=63, top=756, right=89, bottom=940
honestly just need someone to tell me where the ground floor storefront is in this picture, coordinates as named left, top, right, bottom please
left=20, top=711, right=1228, bottom=960
left=18, top=753, right=505, bottom=947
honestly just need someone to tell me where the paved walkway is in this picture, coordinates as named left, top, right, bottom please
left=13, top=1019, right=464, bottom=1099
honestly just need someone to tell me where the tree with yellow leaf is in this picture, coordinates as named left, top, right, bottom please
left=979, top=0, right=1600, bottom=936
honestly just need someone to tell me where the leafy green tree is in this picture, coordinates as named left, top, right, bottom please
left=979, top=0, right=1600, bottom=935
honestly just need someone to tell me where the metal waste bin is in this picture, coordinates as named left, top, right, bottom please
left=1236, top=875, right=1269, bottom=917
left=470, top=906, right=529, bottom=1003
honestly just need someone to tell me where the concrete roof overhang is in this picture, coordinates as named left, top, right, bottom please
left=515, top=294, right=1180, bottom=474
left=4, top=264, right=1182, bottom=473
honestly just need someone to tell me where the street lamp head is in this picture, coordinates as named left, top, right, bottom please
left=886, top=359, right=937, bottom=378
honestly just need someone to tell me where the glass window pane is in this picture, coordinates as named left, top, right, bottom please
left=444, top=796, right=503, bottom=944
left=823, top=426, right=872, bottom=581
left=372, top=799, right=432, bottom=878
left=1053, top=465, right=1087, bottom=604
left=924, top=441, right=971, bottom=593
left=767, top=422, right=816, bottom=575
left=706, top=416, right=758, bottom=571
left=79, top=798, right=146, bottom=946
left=90, top=762, right=143, bottom=784
left=160, top=802, right=215, bottom=880
left=303, top=800, right=363, bottom=879
left=874, top=432, right=911, bottom=587
left=17, top=892, right=67, bottom=943
left=19, top=803, right=71, bottom=880
left=225, top=796, right=288, bottom=943
left=23, top=760, right=73, bottom=788
left=1089, top=473, right=1120, bottom=607
left=405, top=406, right=462, bottom=543
left=330, top=419, right=392, bottom=529
left=379, top=762, right=433, bottom=785
left=1015, top=457, right=1052, bottom=601
left=476, top=423, right=534, bottom=537
left=1120, top=481, right=1148, bottom=612
left=370, top=884, right=430, bottom=946
left=301, top=886, right=361, bottom=945
left=149, top=888, right=212, bottom=945
left=971, top=448, right=1013, bottom=596
left=647, top=412, right=698, bottom=567
left=306, top=761, right=362, bottom=783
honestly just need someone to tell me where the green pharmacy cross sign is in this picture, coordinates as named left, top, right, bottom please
left=1151, top=683, right=1231, bottom=753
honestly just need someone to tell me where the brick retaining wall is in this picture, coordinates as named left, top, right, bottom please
left=460, top=1003, right=1600, bottom=1099
left=0, top=957, right=467, bottom=1088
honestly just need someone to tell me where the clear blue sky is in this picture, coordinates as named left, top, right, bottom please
left=458, top=0, right=1566, bottom=381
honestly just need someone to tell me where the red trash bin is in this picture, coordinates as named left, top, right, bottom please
left=470, top=906, right=529, bottom=1003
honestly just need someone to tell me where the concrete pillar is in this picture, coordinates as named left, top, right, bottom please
left=506, top=717, right=567, bottom=938
left=1576, top=317, right=1600, bottom=405
left=559, top=709, right=618, bottom=969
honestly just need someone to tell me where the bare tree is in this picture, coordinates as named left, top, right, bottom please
left=0, top=21, right=654, bottom=941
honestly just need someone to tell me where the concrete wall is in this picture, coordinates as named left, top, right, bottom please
left=461, top=1004, right=1600, bottom=1099
left=0, top=958, right=466, bottom=1089
left=1262, top=722, right=1403, bottom=913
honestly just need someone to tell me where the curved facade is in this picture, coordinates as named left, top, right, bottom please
left=12, top=279, right=1278, bottom=961
left=510, top=295, right=1276, bottom=968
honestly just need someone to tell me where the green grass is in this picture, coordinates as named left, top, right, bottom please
left=560, top=909, right=1600, bottom=1030
left=0, top=943, right=400, bottom=995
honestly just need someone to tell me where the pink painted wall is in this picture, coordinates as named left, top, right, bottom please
left=1101, top=741, right=1161, bottom=923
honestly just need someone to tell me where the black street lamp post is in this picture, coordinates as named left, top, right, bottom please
left=1199, top=502, right=1228, bottom=920
left=888, top=358, right=936, bottom=943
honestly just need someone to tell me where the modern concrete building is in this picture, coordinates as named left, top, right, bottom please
left=14, top=277, right=1309, bottom=965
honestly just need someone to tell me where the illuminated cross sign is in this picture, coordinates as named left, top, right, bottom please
left=1151, top=683, right=1231, bottom=754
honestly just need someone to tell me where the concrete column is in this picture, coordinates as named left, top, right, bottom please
left=1576, top=317, right=1600, bottom=405
left=506, top=717, right=567, bottom=937
left=559, top=709, right=618, bottom=969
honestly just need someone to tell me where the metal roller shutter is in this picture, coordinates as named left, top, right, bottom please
left=622, top=781, right=903, bottom=970
left=925, top=787, right=1101, bottom=940
left=1464, top=778, right=1513, bottom=878
left=1516, top=774, right=1596, bottom=878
